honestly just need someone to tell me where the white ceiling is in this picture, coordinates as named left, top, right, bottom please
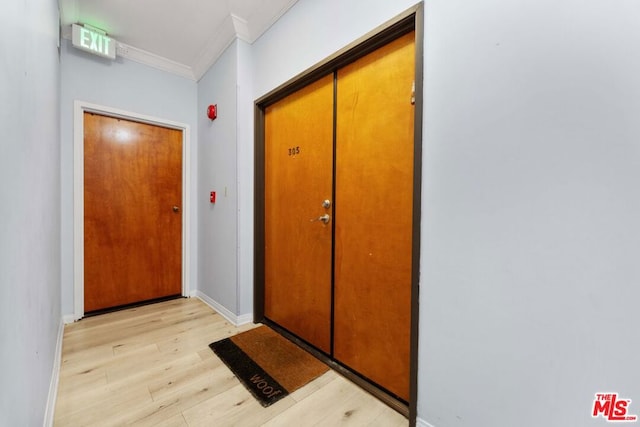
left=59, top=0, right=298, bottom=80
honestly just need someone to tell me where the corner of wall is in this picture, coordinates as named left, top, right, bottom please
left=192, top=290, right=253, bottom=326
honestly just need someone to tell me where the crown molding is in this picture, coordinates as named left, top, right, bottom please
left=191, top=14, right=238, bottom=81
left=115, top=43, right=195, bottom=80
left=59, top=0, right=300, bottom=82
left=250, top=0, right=299, bottom=42
left=231, top=14, right=251, bottom=43
left=61, top=24, right=196, bottom=80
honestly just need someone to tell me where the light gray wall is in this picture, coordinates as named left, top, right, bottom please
left=197, top=41, right=240, bottom=312
left=252, top=0, right=414, bottom=98
left=0, top=0, right=61, bottom=424
left=236, top=40, right=255, bottom=316
left=420, top=1, right=640, bottom=425
left=59, top=39, right=198, bottom=315
left=249, top=0, right=640, bottom=426
left=196, top=38, right=253, bottom=318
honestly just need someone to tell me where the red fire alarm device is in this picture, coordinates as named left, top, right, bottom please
left=210, top=191, right=216, bottom=203
left=207, top=104, right=217, bottom=120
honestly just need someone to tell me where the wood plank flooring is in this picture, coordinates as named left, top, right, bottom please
left=54, top=298, right=408, bottom=426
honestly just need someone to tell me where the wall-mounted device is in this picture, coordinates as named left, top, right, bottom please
left=207, top=104, right=217, bottom=120
left=71, top=23, right=116, bottom=59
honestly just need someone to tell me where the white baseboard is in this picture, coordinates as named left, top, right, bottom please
left=43, top=318, right=64, bottom=427
left=416, top=418, right=435, bottom=427
left=236, top=312, right=254, bottom=325
left=62, top=293, right=254, bottom=327
left=62, top=314, right=78, bottom=324
left=192, top=290, right=253, bottom=326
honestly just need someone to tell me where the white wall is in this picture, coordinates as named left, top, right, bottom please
left=252, top=0, right=414, bottom=98
left=197, top=41, right=240, bottom=312
left=0, top=0, right=61, bottom=424
left=250, top=0, right=640, bottom=426
left=59, top=39, right=198, bottom=316
left=420, top=1, right=640, bottom=425
left=196, top=38, right=253, bottom=320
left=236, top=40, right=255, bottom=316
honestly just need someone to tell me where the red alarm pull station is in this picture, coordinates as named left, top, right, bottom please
left=207, top=104, right=217, bottom=120
left=210, top=191, right=216, bottom=203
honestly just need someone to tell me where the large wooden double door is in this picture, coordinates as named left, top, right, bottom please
left=263, top=32, right=415, bottom=401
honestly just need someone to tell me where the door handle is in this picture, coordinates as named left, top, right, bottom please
left=172, top=205, right=180, bottom=213
left=310, top=214, right=330, bottom=224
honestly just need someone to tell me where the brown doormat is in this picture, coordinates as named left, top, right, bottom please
left=209, top=325, right=329, bottom=407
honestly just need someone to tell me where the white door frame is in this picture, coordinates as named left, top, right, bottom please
left=73, top=100, right=191, bottom=320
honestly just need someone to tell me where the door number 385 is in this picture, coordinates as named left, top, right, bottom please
left=288, top=146, right=301, bottom=156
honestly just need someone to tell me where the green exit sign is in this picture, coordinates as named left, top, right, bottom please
left=71, top=24, right=116, bottom=59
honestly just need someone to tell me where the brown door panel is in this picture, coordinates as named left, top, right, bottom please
left=84, top=113, right=182, bottom=312
left=334, top=31, right=415, bottom=401
left=264, top=75, right=335, bottom=353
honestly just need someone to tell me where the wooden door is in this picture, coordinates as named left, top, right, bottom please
left=84, top=113, right=183, bottom=312
left=264, top=75, right=335, bottom=353
left=334, top=31, right=415, bottom=401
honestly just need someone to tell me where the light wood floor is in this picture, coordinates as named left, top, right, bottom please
left=54, top=297, right=408, bottom=426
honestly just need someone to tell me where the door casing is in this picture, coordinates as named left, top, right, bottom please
left=254, top=5, right=423, bottom=424
left=72, top=101, right=192, bottom=320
